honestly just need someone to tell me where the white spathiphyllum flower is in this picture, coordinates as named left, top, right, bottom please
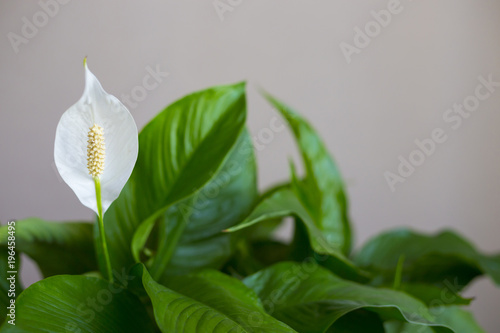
left=54, top=60, right=138, bottom=214
left=54, top=59, right=138, bottom=281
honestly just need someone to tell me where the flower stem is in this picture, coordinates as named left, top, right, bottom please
left=94, top=177, right=114, bottom=283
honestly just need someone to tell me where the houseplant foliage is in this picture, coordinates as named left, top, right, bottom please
left=1, top=69, right=500, bottom=332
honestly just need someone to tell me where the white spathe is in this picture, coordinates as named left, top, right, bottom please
left=54, top=62, right=138, bottom=214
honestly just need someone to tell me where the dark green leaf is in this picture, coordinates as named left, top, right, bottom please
left=222, top=240, right=269, bottom=278
left=131, top=264, right=297, bottom=332
left=226, top=187, right=365, bottom=281
left=354, top=229, right=500, bottom=288
left=263, top=93, right=352, bottom=254
left=0, top=275, right=155, bottom=332
left=243, top=262, right=453, bottom=333
left=430, top=306, right=485, bottom=333
left=250, top=240, right=291, bottom=267
left=0, top=247, right=22, bottom=324
left=0, top=218, right=97, bottom=277
left=400, top=283, right=471, bottom=307
left=102, top=82, right=252, bottom=276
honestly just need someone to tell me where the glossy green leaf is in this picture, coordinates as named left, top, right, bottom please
left=131, top=264, right=296, bottom=332
left=221, top=240, right=268, bottom=278
left=0, top=218, right=97, bottom=277
left=243, top=262, right=453, bottom=333
left=226, top=187, right=364, bottom=281
left=225, top=187, right=310, bottom=233
left=354, top=229, right=500, bottom=288
left=263, top=93, right=351, bottom=254
left=384, top=306, right=485, bottom=333
left=326, top=310, right=385, bottom=333
left=0, top=275, right=155, bottom=332
left=152, top=131, right=257, bottom=280
left=101, top=82, right=251, bottom=276
left=249, top=240, right=291, bottom=267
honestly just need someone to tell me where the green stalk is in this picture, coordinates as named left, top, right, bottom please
left=393, top=254, right=405, bottom=290
left=94, top=177, right=114, bottom=283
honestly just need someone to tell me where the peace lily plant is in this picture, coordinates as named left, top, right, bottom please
left=1, top=61, right=500, bottom=333
left=54, top=59, right=138, bottom=282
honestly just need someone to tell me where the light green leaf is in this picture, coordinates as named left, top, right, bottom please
left=0, top=218, right=97, bottom=277
left=263, top=93, right=351, bottom=254
left=226, top=187, right=364, bottom=281
left=384, top=306, right=485, bottom=333
left=354, top=229, right=500, bottom=288
left=131, top=264, right=297, bottom=333
left=54, top=62, right=139, bottom=215
left=243, top=262, right=454, bottom=333
left=0, top=275, right=155, bottom=332
left=102, top=82, right=253, bottom=277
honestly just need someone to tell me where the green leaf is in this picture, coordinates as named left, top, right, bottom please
left=430, top=307, right=485, bottom=333
left=102, top=82, right=252, bottom=276
left=243, top=262, right=454, bottom=333
left=399, top=283, right=472, bottom=307
left=222, top=240, right=269, bottom=278
left=0, top=218, right=97, bottom=277
left=384, top=306, right=485, bottom=333
left=225, top=187, right=308, bottom=233
left=131, top=264, right=297, bottom=332
left=354, top=229, right=500, bottom=288
left=226, top=187, right=365, bottom=281
left=263, top=93, right=352, bottom=254
left=326, top=310, right=385, bottom=333
left=0, top=275, right=155, bottom=332
left=152, top=130, right=257, bottom=279
left=249, top=240, right=291, bottom=267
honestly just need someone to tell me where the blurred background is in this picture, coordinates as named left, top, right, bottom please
left=1, top=0, right=499, bottom=330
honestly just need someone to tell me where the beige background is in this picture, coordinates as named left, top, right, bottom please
left=1, top=0, right=500, bottom=331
